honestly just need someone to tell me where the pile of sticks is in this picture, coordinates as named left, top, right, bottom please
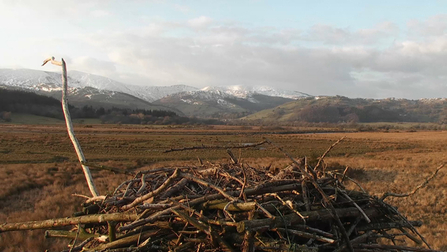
left=0, top=151, right=441, bottom=252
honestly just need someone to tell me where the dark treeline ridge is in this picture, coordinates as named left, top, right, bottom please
left=0, top=88, right=223, bottom=125
left=267, top=96, right=447, bottom=124
left=0, top=88, right=63, bottom=120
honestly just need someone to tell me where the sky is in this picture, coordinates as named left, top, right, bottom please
left=1, top=0, right=447, bottom=99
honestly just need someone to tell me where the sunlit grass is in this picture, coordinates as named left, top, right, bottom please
left=0, top=125, right=446, bottom=250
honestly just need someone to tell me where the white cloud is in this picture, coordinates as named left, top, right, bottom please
left=407, top=14, right=447, bottom=38
left=71, top=56, right=117, bottom=77
left=90, top=9, right=111, bottom=18
left=2, top=1, right=447, bottom=99
left=188, top=16, right=213, bottom=28
left=66, top=15, right=447, bottom=99
left=304, top=21, right=399, bottom=46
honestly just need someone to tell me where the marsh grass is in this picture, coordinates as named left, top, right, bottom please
left=0, top=125, right=446, bottom=250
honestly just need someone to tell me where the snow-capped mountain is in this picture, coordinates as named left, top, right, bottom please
left=0, top=69, right=199, bottom=102
left=201, top=85, right=310, bottom=100
left=0, top=69, right=310, bottom=101
left=0, top=68, right=311, bottom=118
left=153, top=90, right=295, bottom=117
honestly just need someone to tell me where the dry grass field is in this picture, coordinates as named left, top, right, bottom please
left=0, top=124, right=446, bottom=251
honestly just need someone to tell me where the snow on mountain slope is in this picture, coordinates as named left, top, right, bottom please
left=0, top=69, right=199, bottom=102
left=201, top=85, right=311, bottom=100
left=0, top=69, right=310, bottom=105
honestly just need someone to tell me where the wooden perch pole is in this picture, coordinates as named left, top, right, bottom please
left=42, top=57, right=99, bottom=197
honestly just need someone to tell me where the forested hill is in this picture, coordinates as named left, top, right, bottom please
left=0, top=89, right=222, bottom=125
left=243, top=96, right=447, bottom=124
left=0, top=88, right=64, bottom=120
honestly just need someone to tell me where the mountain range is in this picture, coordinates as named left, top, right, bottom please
left=2, top=69, right=447, bottom=124
left=0, top=68, right=311, bottom=118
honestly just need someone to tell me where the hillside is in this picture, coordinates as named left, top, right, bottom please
left=41, top=86, right=183, bottom=115
left=153, top=92, right=294, bottom=118
left=0, top=89, right=222, bottom=125
left=243, top=96, right=447, bottom=124
left=0, top=69, right=309, bottom=118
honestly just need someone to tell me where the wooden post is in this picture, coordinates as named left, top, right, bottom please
left=42, top=57, right=99, bottom=197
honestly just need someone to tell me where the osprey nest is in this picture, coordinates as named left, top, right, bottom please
left=0, top=141, right=442, bottom=252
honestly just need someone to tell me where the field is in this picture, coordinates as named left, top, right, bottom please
left=0, top=124, right=446, bottom=251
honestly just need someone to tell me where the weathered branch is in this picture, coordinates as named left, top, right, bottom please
left=42, top=57, right=99, bottom=197
left=236, top=207, right=380, bottom=233
left=314, top=136, right=346, bottom=172
left=45, top=230, right=101, bottom=240
left=122, top=168, right=180, bottom=210
left=0, top=212, right=137, bottom=232
left=86, top=230, right=162, bottom=251
left=163, top=140, right=268, bottom=153
left=381, top=163, right=445, bottom=200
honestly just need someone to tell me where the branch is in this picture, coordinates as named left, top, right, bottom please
left=121, top=168, right=180, bottom=210
left=42, top=56, right=99, bottom=197
left=0, top=213, right=138, bottom=232
left=381, top=163, right=445, bottom=200
left=163, top=140, right=268, bottom=153
left=314, top=136, right=346, bottom=172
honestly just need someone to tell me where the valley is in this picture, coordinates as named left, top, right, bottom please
left=0, top=124, right=446, bottom=251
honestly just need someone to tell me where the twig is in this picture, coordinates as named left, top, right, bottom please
left=267, top=193, right=307, bottom=224
left=339, top=190, right=371, bottom=223
left=60, top=237, right=94, bottom=252
left=171, top=203, right=237, bottom=252
left=375, top=199, right=431, bottom=249
left=68, top=225, right=81, bottom=252
left=227, top=149, right=238, bottom=164
left=45, top=230, right=100, bottom=240
left=86, top=230, right=162, bottom=252
left=314, top=136, right=346, bottom=172
left=72, top=194, right=106, bottom=204
left=122, top=168, right=180, bottom=211
left=179, top=172, right=238, bottom=202
left=265, top=137, right=354, bottom=252
left=381, top=163, right=445, bottom=200
left=136, top=174, right=148, bottom=195
left=274, top=228, right=335, bottom=244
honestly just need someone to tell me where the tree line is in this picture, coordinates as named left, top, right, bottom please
left=0, top=89, right=222, bottom=125
left=283, top=96, right=447, bottom=124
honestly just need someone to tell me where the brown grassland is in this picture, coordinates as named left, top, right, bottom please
left=0, top=124, right=446, bottom=251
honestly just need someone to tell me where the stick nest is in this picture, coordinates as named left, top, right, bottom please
left=65, top=158, right=434, bottom=252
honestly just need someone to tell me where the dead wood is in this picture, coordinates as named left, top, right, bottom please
left=0, top=212, right=137, bottom=232
left=381, top=163, right=445, bottom=200
left=42, top=57, right=98, bottom=197
left=163, top=140, right=268, bottom=153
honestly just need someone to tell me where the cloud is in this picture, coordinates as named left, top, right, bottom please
left=305, top=21, right=399, bottom=45
left=90, top=9, right=111, bottom=18
left=2, top=1, right=447, bottom=99
left=188, top=16, right=213, bottom=28
left=407, top=14, right=447, bottom=38
left=70, top=15, right=447, bottom=99
left=70, top=56, right=117, bottom=77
